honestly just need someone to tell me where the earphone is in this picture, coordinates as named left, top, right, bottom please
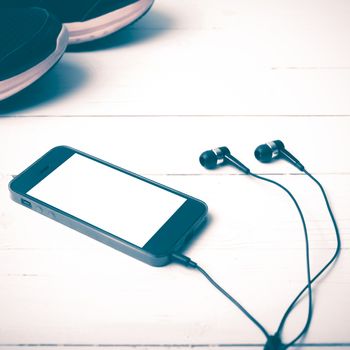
left=172, top=140, right=340, bottom=350
left=199, top=140, right=303, bottom=172
left=199, top=146, right=250, bottom=174
left=254, top=140, right=305, bottom=171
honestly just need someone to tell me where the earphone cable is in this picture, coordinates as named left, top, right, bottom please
left=249, top=173, right=313, bottom=348
left=173, top=171, right=314, bottom=348
left=276, top=170, right=341, bottom=346
left=171, top=253, right=270, bottom=339
left=198, top=144, right=340, bottom=348
left=195, top=264, right=271, bottom=339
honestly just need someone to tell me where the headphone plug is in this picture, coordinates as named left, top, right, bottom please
left=171, top=253, right=198, bottom=268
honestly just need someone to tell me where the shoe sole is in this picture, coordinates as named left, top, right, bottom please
left=65, top=0, right=154, bottom=44
left=0, top=26, right=69, bottom=101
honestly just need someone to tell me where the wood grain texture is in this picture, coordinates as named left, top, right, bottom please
left=0, top=171, right=348, bottom=344
left=1, top=0, right=350, bottom=116
left=0, top=0, right=349, bottom=349
left=0, top=116, right=349, bottom=176
left=2, top=347, right=350, bottom=350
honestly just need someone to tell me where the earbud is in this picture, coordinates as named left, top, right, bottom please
left=199, top=147, right=250, bottom=174
left=199, top=147, right=230, bottom=169
left=254, top=140, right=305, bottom=171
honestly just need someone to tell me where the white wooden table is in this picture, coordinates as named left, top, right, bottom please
left=0, top=1, right=349, bottom=349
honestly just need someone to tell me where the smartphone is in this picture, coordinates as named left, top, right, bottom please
left=9, top=146, right=207, bottom=266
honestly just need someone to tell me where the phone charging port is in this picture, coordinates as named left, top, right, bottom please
left=21, top=199, right=32, bottom=208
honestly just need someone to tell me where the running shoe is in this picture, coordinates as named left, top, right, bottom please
left=0, top=7, right=68, bottom=101
left=1, top=0, right=155, bottom=44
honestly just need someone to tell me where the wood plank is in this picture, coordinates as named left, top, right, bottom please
left=0, top=0, right=349, bottom=346
left=2, top=347, right=350, bottom=350
left=0, top=173, right=348, bottom=344
left=1, top=173, right=348, bottom=250
left=1, top=1, right=350, bottom=116
left=0, top=116, right=349, bottom=176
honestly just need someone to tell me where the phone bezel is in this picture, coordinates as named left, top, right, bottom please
left=9, top=146, right=208, bottom=266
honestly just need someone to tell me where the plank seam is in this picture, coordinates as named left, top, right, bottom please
left=1, top=343, right=350, bottom=347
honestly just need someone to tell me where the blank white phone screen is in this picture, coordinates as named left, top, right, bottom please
left=28, top=153, right=187, bottom=247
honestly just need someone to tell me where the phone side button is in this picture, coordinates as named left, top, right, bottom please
left=20, top=199, right=32, bottom=208
left=48, top=211, right=56, bottom=219
left=34, top=205, right=43, bottom=214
